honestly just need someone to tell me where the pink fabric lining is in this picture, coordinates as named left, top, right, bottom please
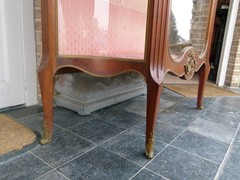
left=58, top=0, right=148, bottom=59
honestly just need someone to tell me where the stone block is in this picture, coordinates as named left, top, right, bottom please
left=55, top=72, right=146, bottom=115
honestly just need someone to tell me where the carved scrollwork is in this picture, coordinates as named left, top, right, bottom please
left=184, top=50, right=196, bottom=75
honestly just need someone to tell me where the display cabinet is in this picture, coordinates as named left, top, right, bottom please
left=39, top=0, right=217, bottom=158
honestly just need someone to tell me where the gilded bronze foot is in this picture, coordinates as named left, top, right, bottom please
left=40, top=130, right=52, bottom=144
left=197, top=106, right=204, bottom=110
left=145, top=138, right=154, bottom=159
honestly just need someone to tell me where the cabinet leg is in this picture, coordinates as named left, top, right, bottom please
left=38, top=69, right=54, bottom=144
left=145, top=78, right=162, bottom=159
left=197, top=64, right=210, bottom=110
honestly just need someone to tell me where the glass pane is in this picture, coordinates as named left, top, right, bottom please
left=169, top=0, right=211, bottom=56
left=58, top=0, right=148, bottom=60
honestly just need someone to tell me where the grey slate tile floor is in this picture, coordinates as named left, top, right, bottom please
left=1, top=88, right=240, bottom=180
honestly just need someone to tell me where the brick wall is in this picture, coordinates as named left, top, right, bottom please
left=34, top=0, right=42, bottom=100
left=191, top=0, right=210, bottom=54
left=225, top=3, right=240, bottom=87
left=191, top=0, right=240, bottom=87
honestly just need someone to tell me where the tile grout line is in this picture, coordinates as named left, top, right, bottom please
left=207, top=97, right=240, bottom=117
left=100, top=146, right=144, bottom=167
left=165, top=96, right=231, bottom=146
left=167, top=144, right=221, bottom=165
left=131, top=97, right=223, bottom=179
left=129, top=142, right=172, bottom=180
left=29, top=130, right=98, bottom=176
left=237, top=112, right=240, bottom=118
left=143, top=168, right=171, bottom=180
left=29, top=151, right=54, bottom=169
left=49, top=129, right=130, bottom=170
left=55, top=170, right=71, bottom=180
left=38, top=97, right=217, bottom=172
left=164, top=99, right=210, bottom=145
left=65, top=127, right=129, bottom=147
left=163, top=96, right=237, bottom=166
left=33, top=169, right=71, bottom=180
left=130, top=97, right=218, bottom=179
left=214, top=123, right=240, bottom=180
left=187, top=117, right=237, bottom=145
left=53, top=146, right=97, bottom=170
left=93, top=114, right=145, bottom=130
left=54, top=170, right=71, bottom=180
left=97, top=129, right=130, bottom=145
left=3, top=96, right=239, bottom=179
left=33, top=169, right=55, bottom=180
left=58, top=117, right=95, bottom=130
left=31, top=119, right=149, bottom=179
left=64, top=129, right=98, bottom=145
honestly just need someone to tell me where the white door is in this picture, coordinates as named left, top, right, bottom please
left=0, top=0, right=37, bottom=109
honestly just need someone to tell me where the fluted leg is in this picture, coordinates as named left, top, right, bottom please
left=145, top=77, right=162, bottom=159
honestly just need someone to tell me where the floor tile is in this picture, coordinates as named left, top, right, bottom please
left=131, top=169, right=167, bottom=180
left=147, top=146, right=219, bottom=180
left=119, top=95, right=176, bottom=117
left=178, top=97, right=219, bottom=109
left=214, top=145, right=240, bottom=179
left=31, top=131, right=95, bottom=168
left=112, top=95, right=146, bottom=110
left=18, top=115, right=63, bottom=135
left=159, top=98, right=176, bottom=112
left=5, top=105, right=43, bottom=119
left=216, top=168, right=240, bottom=180
left=92, top=108, right=145, bottom=129
left=40, top=108, right=92, bottom=129
left=102, top=131, right=165, bottom=165
left=219, top=147, right=240, bottom=173
left=188, top=118, right=236, bottom=144
left=68, top=119, right=124, bottom=144
left=171, top=131, right=228, bottom=164
left=161, top=88, right=184, bottom=102
left=232, top=127, right=240, bottom=149
left=0, top=152, right=51, bottom=180
left=1, top=89, right=240, bottom=180
left=208, top=103, right=239, bottom=118
left=216, top=97, right=240, bottom=109
left=165, top=103, right=203, bottom=119
left=199, top=111, right=240, bottom=128
left=37, top=106, right=66, bottom=117
left=58, top=147, right=141, bottom=180
left=131, top=121, right=185, bottom=144
left=119, top=96, right=147, bottom=117
left=35, top=170, right=68, bottom=180
left=157, top=110, right=195, bottom=129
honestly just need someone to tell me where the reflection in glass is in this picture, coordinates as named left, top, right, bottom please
left=169, top=0, right=211, bottom=55
left=58, top=0, right=148, bottom=60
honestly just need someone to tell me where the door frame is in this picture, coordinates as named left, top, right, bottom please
left=20, top=0, right=38, bottom=106
left=216, top=0, right=240, bottom=87
left=0, top=0, right=37, bottom=108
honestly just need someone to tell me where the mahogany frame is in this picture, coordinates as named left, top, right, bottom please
left=38, top=0, right=218, bottom=158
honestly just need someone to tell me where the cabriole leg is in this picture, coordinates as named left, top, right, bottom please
left=197, top=63, right=210, bottom=110
left=145, top=78, right=162, bottom=159
left=38, top=69, right=54, bottom=144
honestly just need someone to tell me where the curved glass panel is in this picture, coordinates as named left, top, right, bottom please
left=169, top=0, right=211, bottom=56
left=58, top=0, right=148, bottom=60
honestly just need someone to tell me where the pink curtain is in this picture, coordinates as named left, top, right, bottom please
left=58, top=0, right=148, bottom=59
